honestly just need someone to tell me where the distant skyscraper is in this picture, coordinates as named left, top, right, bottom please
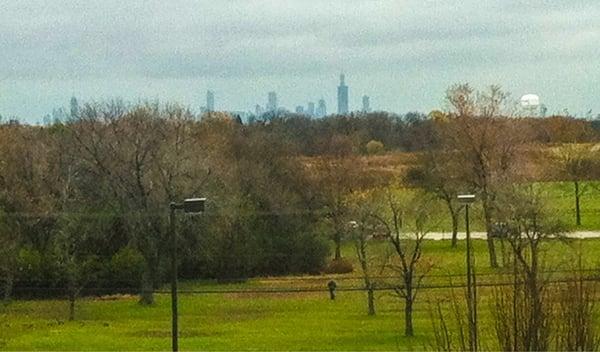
left=540, top=104, right=548, bottom=117
left=255, top=104, right=264, bottom=116
left=70, top=96, right=79, bottom=119
left=362, top=95, right=371, bottom=113
left=316, top=98, right=327, bottom=117
left=206, top=90, right=215, bottom=112
left=267, top=92, right=278, bottom=111
left=295, top=105, right=304, bottom=114
left=337, top=73, right=349, bottom=115
left=307, top=102, right=315, bottom=117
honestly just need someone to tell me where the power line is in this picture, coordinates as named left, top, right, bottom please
left=11, top=273, right=600, bottom=296
left=156, top=276, right=600, bottom=294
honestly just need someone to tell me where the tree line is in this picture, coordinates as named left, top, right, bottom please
left=1, top=84, right=599, bottom=321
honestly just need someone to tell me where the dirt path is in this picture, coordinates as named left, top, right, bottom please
left=427, top=231, right=600, bottom=240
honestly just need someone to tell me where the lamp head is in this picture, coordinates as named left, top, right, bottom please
left=457, top=194, right=476, bottom=204
left=183, top=198, right=206, bottom=214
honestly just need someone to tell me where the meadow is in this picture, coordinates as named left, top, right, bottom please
left=1, top=180, right=600, bottom=350
left=2, top=237, right=600, bottom=351
left=420, top=181, right=600, bottom=231
left=533, top=180, right=600, bottom=230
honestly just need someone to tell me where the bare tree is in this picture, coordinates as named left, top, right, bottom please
left=67, top=102, right=205, bottom=304
left=555, top=245, right=600, bottom=351
left=0, top=215, right=18, bottom=303
left=492, top=186, right=564, bottom=351
left=346, top=191, right=384, bottom=316
left=429, top=286, right=470, bottom=351
left=551, top=144, right=598, bottom=226
left=441, top=83, right=526, bottom=268
left=371, top=187, right=433, bottom=336
left=349, top=219, right=376, bottom=315
left=0, top=123, right=64, bottom=302
left=54, top=212, right=105, bottom=320
left=310, top=150, right=369, bottom=261
left=406, top=148, right=464, bottom=247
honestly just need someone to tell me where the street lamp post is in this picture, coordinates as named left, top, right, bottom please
left=458, top=194, right=477, bottom=351
left=169, top=198, right=206, bottom=352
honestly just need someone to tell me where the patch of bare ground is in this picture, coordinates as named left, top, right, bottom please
left=129, top=329, right=219, bottom=338
left=94, top=294, right=138, bottom=301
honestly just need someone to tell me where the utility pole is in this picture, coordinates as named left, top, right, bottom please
left=169, top=202, right=180, bottom=352
left=465, top=203, right=477, bottom=351
left=458, top=194, right=477, bottom=351
left=169, top=198, right=206, bottom=352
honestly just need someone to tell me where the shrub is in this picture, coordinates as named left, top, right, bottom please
left=366, top=140, right=384, bottom=155
left=323, top=258, right=354, bottom=274
left=109, top=247, right=145, bottom=289
left=15, top=248, right=46, bottom=286
left=289, top=232, right=330, bottom=275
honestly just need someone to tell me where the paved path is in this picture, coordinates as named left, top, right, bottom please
left=426, top=231, right=600, bottom=240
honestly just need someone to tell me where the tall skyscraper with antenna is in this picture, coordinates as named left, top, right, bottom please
left=337, top=73, right=349, bottom=115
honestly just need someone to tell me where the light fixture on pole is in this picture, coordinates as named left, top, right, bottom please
left=169, top=197, right=206, bottom=352
left=458, top=193, right=477, bottom=351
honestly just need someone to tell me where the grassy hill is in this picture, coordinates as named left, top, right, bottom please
left=2, top=238, right=598, bottom=350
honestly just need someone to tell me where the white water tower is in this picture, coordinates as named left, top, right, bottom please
left=520, top=94, right=541, bottom=116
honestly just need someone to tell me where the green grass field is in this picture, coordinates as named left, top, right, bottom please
left=538, top=180, right=600, bottom=230
left=2, top=237, right=600, bottom=351
left=2, top=180, right=599, bottom=350
left=411, top=181, right=600, bottom=232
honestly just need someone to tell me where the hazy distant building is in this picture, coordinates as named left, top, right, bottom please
left=295, top=105, right=304, bottom=114
left=540, top=104, right=548, bottom=117
left=362, top=95, right=371, bottom=113
left=255, top=104, right=264, bottom=117
left=337, top=73, right=349, bottom=115
left=227, top=111, right=251, bottom=123
left=70, top=96, right=79, bottom=119
left=316, top=98, right=327, bottom=117
left=307, top=102, right=315, bottom=117
left=206, top=90, right=215, bottom=112
left=267, top=92, right=278, bottom=111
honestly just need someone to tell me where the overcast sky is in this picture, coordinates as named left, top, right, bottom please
left=1, top=0, right=599, bottom=122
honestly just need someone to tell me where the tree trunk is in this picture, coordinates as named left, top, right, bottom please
left=444, top=199, right=459, bottom=248
left=451, top=211, right=459, bottom=248
left=481, top=195, right=499, bottom=268
left=486, top=235, right=498, bottom=268
left=499, top=237, right=509, bottom=268
left=404, top=277, right=414, bottom=337
left=526, top=274, right=542, bottom=351
left=575, top=181, right=581, bottom=226
left=2, top=272, right=13, bottom=303
left=367, top=284, right=375, bottom=316
left=68, top=290, right=76, bottom=321
left=528, top=253, right=546, bottom=351
left=405, top=295, right=414, bottom=337
left=139, top=268, right=154, bottom=305
left=357, top=238, right=375, bottom=315
left=334, top=232, right=342, bottom=260
left=483, top=207, right=498, bottom=268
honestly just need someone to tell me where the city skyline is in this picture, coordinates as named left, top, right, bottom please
left=202, top=73, right=371, bottom=119
left=13, top=69, right=593, bottom=123
left=5, top=68, right=597, bottom=123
